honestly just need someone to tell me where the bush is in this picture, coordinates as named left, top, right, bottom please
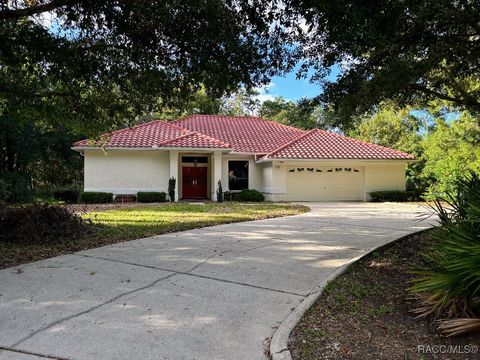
left=235, top=189, right=265, bottom=202
left=369, top=190, right=421, bottom=202
left=0, top=178, right=10, bottom=202
left=0, top=171, right=32, bottom=203
left=216, top=180, right=223, bottom=203
left=168, top=177, right=176, bottom=202
left=137, top=191, right=167, bottom=203
left=52, top=186, right=81, bottom=203
left=79, top=191, right=113, bottom=204
left=223, top=191, right=235, bottom=201
left=0, top=203, right=90, bottom=244
left=410, top=171, right=480, bottom=335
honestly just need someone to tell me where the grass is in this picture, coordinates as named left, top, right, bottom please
left=0, top=202, right=308, bottom=269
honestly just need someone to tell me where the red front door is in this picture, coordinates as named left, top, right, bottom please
left=182, top=167, right=208, bottom=199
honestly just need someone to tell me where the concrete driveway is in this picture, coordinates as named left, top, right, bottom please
left=0, top=203, right=434, bottom=360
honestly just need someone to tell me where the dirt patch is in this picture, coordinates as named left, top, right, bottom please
left=289, top=231, right=480, bottom=360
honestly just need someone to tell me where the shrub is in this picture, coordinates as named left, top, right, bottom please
left=137, top=191, right=166, bottom=203
left=52, top=185, right=81, bottom=203
left=0, top=178, right=10, bottom=202
left=216, top=180, right=223, bottom=203
left=223, top=191, right=235, bottom=201
left=0, top=171, right=32, bottom=203
left=79, top=191, right=113, bottom=204
left=235, top=189, right=265, bottom=202
left=369, top=190, right=421, bottom=202
left=410, top=171, right=480, bottom=335
left=168, top=177, right=176, bottom=202
left=0, top=203, right=91, bottom=244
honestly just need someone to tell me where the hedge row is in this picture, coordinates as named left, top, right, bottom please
left=369, top=190, right=422, bottom=202
left=224, top=189, right=265, bottom=202
left=136, top=191, right=167, bottom=203
left=73, top=191, right=168, bottom=204
left=54, top=189, right=264, bottom=204
left=79, top=192, right=113, bottom=204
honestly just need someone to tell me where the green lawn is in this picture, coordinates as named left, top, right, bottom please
left=0, top=202, right=309, bottom=269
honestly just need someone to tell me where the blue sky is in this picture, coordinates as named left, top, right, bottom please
left=259, top=64, right=341, bottom=102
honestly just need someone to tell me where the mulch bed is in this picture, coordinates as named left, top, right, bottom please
left=289, top=231, right=480, bottom=360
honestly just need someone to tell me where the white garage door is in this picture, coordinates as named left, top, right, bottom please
left=286, top=166, right=364, bottom=201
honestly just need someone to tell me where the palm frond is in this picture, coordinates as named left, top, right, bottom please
left=438, top=318, right=480, bottom=336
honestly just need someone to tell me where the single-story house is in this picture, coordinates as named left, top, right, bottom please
left=72, top=115, right=414, bottom=201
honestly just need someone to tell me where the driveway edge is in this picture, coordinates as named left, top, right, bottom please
left=269, top=229, right=431, bottom=360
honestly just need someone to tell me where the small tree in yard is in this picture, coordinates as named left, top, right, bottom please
left=168, top=177, right=176, bottom=202
left=216, top=180, right=223, bottom=203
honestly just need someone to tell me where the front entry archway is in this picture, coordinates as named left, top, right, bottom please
left=182, top=166, right=208, bottom=199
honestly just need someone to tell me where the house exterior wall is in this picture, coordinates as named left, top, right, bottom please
left=364, top=163, right=406, bottom=199
left=262, top=161, right=287, bottom=201
left=82, top=149, right=407, bottom=201
left=261, top=160, right=408, bottom=202
left=84, top=150, right=170, bottom=194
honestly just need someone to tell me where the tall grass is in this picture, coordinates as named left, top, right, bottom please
left=411, top=171, right=480, bottom=335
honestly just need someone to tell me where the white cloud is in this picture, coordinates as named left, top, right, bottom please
left=255, top=93, right=276, bottom=103
left=252, top=82, right=277, bottom=104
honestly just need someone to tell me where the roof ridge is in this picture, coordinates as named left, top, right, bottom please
left=265, top=128, right=317, bottom=158
left=109, top=119, right=170, bottom=135
left=157, top=132, right=193, bottom=146
left=158, top=130, right=231, bottom=148
left=259, top=116, right=312, bottom=133
left=175, top=114, right=306, bottom=133
left=157, top=120, right=192, bottom=133
left=189, top=131, right=231, bottom=147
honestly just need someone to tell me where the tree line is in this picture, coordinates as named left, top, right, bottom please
left=1, top=0, right=479, bottom=201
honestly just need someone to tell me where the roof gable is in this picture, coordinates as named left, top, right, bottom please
left=158, top=131, right=231, bottom=149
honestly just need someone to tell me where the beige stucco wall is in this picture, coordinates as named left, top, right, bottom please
left=84, top=150, right=170, bottom=194
left=364, top=163, right=407, bottom=199
left=82, top=149, right=407, bottom=201
left=262, top=161, right=287, bottom=201
left=261, top=160, right=408, bottom=202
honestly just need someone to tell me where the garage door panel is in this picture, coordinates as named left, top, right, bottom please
left=286, top=166, right=364, bottom=201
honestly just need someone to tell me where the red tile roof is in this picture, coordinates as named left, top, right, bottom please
left=174, top=115, right=305, bottom=153
left=73, top=116, right=413, bottom=160
left=159, top=131, right=231, bottom=149
left=73, top=120, right=189, bottom=148
left=72, top=120, right=230, bottom=150
left=262, top=129, right=414, bottom=160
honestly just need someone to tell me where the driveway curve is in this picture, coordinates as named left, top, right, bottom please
left=0, top=203, right=434, bottom=360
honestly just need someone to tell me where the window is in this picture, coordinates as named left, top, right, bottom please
left=228, top=161, right=249, bottom=190
left=182, top=156, right=208, bottom=164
